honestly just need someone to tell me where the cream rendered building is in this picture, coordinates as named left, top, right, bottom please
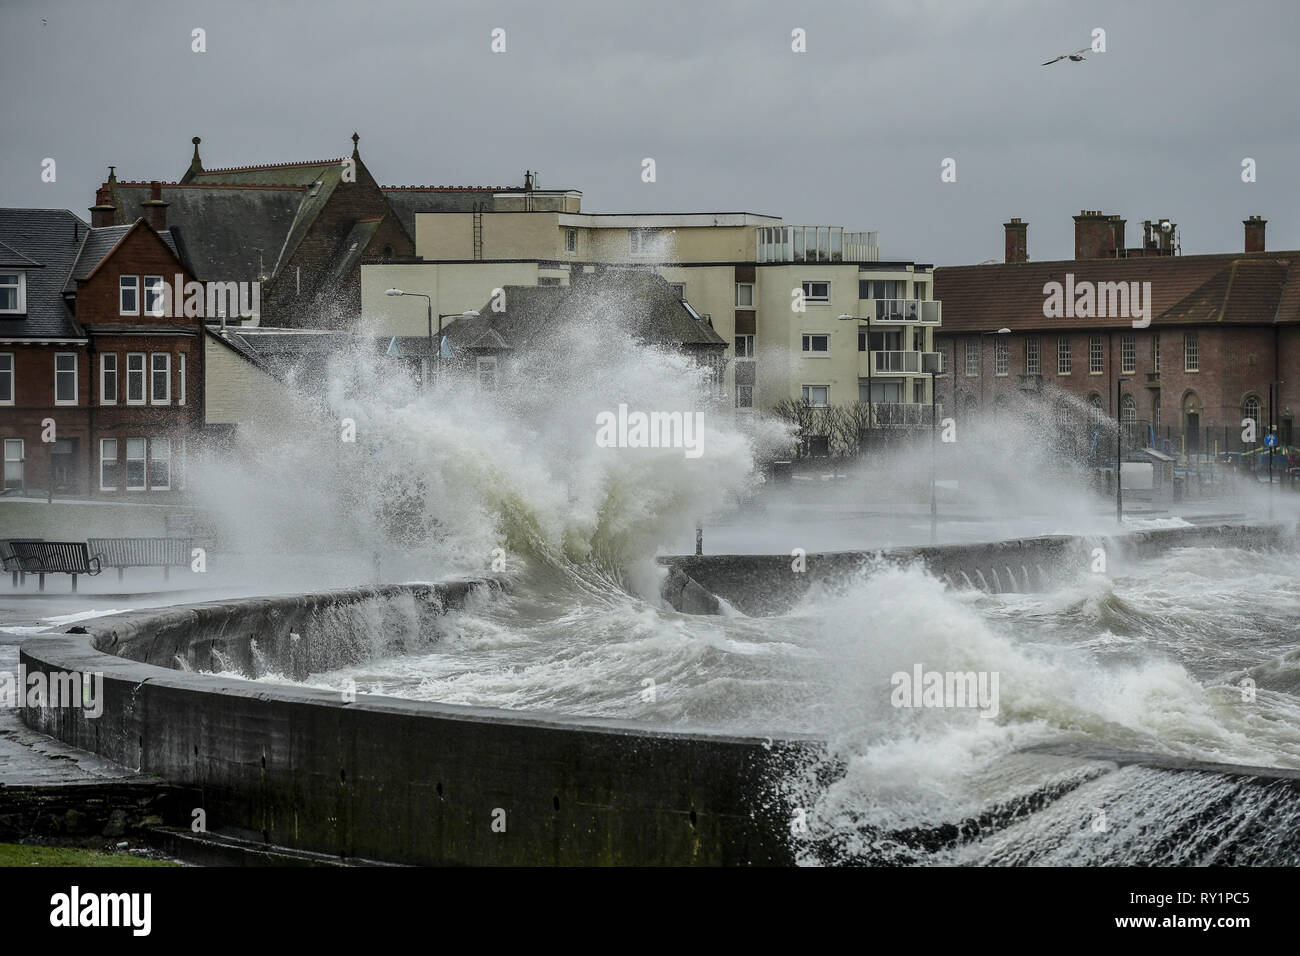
left=360, top=191, right=942, bottom=416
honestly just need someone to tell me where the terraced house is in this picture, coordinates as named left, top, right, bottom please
left=0, top=207, right=203, bottom=498
left=935, top=213, right=1300, bottom=457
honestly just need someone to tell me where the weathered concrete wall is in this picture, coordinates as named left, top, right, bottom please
left=662, top=523, right=1292, bottom=616
left=21, top=581, right=817, bottom=865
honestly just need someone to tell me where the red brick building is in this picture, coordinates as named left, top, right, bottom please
left=934, top=213, right=1300, bottom=456
left=0, top=207, right=203, bottom=498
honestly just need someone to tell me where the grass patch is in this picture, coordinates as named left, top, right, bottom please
left=0, top=843, right=178, bottom=867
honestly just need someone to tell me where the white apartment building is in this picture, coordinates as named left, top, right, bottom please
left=360, top=196, right=941, bottom=418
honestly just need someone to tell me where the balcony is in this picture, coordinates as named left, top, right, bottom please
left=756, top=225, right=880, bottom=263
left=869, top=350, right=943, bottom=375
left=862, top=299, right=942, bottom=324
left=869, top=402, right=944, bottom=428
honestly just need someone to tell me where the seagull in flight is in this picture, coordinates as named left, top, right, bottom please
left=1042, top=46, right=1091, bottom=66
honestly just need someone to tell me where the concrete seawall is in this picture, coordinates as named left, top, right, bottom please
left=20, top=581, right=817, bottom=866
left=661, top=522, right=1292, bottom=615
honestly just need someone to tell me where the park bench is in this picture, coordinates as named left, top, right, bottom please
left=9, top=541, right=102, bottom=592
left=87, top=537, right=193, bottom=582
left=1, top=538, right=42, bottom=587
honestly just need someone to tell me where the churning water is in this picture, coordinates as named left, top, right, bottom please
left=191, top=300, right=1300, bottom=865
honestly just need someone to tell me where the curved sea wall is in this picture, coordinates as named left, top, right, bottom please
left=662, top=522, right=1292, bottom=615
left=20, top=581, right=816, bottom=866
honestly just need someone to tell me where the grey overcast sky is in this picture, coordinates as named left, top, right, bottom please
left=2, top=0, right=1296, bottom=266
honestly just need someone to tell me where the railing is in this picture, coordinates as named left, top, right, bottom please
left=870, top=402, right=943, bottom=427
left=871, top=351, right=943, bottom=374
left=756, top=225, right=880, bottom=263
left=864, top=299, right=942, bottom=324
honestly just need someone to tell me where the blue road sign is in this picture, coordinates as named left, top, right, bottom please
left=1265, top=433, right=1279, bottom=447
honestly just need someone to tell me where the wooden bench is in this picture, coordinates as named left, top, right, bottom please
left=87, top=537, right=193, bottom=582
left=1, top=538, right=42, bottom=587
left=9, top=541, right=102, bottom=592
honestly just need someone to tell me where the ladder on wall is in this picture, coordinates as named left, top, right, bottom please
left=472, top=204, right=483, bottom=260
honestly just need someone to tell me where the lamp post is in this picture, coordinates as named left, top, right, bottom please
left=978, top=328, right=1011, bottom=411
left=385, top=288, right=479, bottom=386
left=925, top=354, right=940, bottom=543
left=1268, top=379, right=1283, bottom=519
left=838, top=312, right=870, bottom=434
left=1117, top=376, right=1132, bottom=524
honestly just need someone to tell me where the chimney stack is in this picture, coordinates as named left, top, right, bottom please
left=1244, top=215, right=1267, bottom=253
left=89, top=185, right=116, bottom=228
left=1004, top=218, right=1028, bottom=263
left=1073, top=210, right=1125, bottom=260
left=140, top=180, right=169, bottom=232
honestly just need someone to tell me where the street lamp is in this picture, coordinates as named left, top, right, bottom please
left=978, top=328, right=1011, bottom=411
left=923, top=352, right=941, bottom=543
left=1117, top=376, right=1132, bottom=524
left=385, top=288, right=479, bottom=386
left=1268, top=379, right=1283, bottom=519
left=838, top=313, right=871, bottom=433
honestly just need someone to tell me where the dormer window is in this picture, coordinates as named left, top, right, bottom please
left=0, top=272, right=24, bottom=313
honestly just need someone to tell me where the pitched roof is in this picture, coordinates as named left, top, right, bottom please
left=63, top=221, right=181, bottom=292
left=933, top=251, right=1300, bottom=333
left=115, top=183, right=306, bottom=284
left=381, top=187, right=502, bottom=238
left=444, top=270, right=726, bottom=355
left=0, top=208, right=88, bottom=339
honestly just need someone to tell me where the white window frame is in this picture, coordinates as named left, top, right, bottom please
left=801, top=333, right=830, bottom=355
left=734, top=334, right=754, bottom=358
left=801, top=384, right=829, bottom=407
left=1057, top=337, right=1072, bottom=375
left=126, top=352, right=146, bottom=405
left=1088, top=335, right=1104, bottom=375
left=100, top=438, right=119, bottom=491
left=54, top=352, right=77, bottom=405
left=736, top=384, right=753, bottom=408
left=628, top=229, right=660, bottom=254
left=125, top=437, right=147, bottom=491
left=0, top=272, right=25, bottom=314
left=178, top=353, right=186, bottom=406
left=3, top=438, right=23, bottom=491
left=994, top=339, right=1009, bottom=376
left=1121, top=335, right=1136, bottom=374
left=564, top=228, right=577, bottom=253
left=1025, top=338, right=1040, bottom=375
left=1184, top=332, right=1199, bottom=372
left=150, top=352, right=170, bottom=405
left=144, top=275, right=166, bottom=317
left=801, top=280, right=830, bottom=303
left=0, top=352, right=12, bottom=404
left=120, top=276, right=139, bottom=316
left=1243, top=395, right=1261, bottom=429
left=1152, top=333, right=1161, bottom=373
left=965, top=339, right=978, bottom=376
left=149, top=438, right=171, bottom=491
left=735, top=283, right=754, bottom=307
left=100, top=352, right=117, bottom=405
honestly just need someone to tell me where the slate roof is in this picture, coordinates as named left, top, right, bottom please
left=115, top=183, right=306, bottom=285
left=210, top=326, right=355, bottom=385
left=443, top=270, right=726, bottom=356
left=0, top=208, right=88, bottom=339
left=64, top=222, right=181, bottom=291
left=381, top=187, right=501, bottom=238
left=934, top=251, right=1300, bottom=333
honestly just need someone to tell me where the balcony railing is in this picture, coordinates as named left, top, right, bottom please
left=864, top=299, right=942, bottom=324
left=869, top=402, right=944, bottom=428
left=756, top=225, right=880, bottom=263
left=871, top=351, right=943, bottom=374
